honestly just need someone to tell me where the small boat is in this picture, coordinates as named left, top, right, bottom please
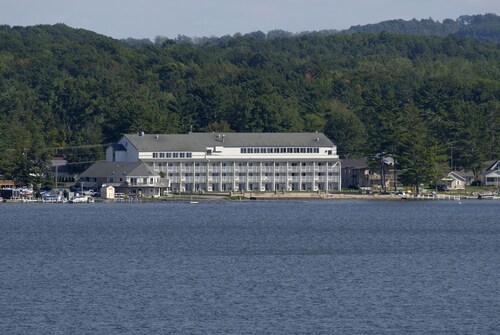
left=69, top=195, right=94, bottom=203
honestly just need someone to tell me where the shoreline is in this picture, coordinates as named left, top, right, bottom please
left=1, top=192, right=479, bottom=203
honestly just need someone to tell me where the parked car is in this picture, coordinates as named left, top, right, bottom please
left=430, top=184, right=449, bottom=192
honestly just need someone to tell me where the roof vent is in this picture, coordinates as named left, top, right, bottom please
left=315, top=137, right=320, bottom=142
left=154, top=134, right=159, bottom=139
left=140, top=131, right=144, bottom=137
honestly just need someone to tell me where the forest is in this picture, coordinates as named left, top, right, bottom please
left=0, top=14, right=499, bottom=189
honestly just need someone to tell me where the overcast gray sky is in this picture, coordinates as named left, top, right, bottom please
left=1, top=0, right=498, bottom=40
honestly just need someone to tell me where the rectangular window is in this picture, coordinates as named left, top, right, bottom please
left=248, top=148, right=254, bottom=153
left=173, top=153, right=179, bottom=158
left=314, top=148, right=319, bottom=153
left=159, top=152, right=165, bottom=158
left=187, top=153, right=192, bottom=158
left=280, top=148, right=286, bottom=153
left=255, top=148, right=260, bottom=153
left=241, top=148, right=246, bottom=153
left=152, top=153, right=158, bottom=158
left=180, top=153, right=185, bottom=158
left=267, top=148, right=273, bottom=153
left=274, top=148, right=279, bottom=153
left=307, top=148, right=313, bottom=153
left=166, top=153, right=172, bottom=158
left=300, top=148, right=306, bottom=153
left=287, top=148, right=293, bottom=153
left=294, top=148, right=299, bottom=153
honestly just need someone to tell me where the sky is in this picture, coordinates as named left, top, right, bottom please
left=1, top=0, right=499, bottom=40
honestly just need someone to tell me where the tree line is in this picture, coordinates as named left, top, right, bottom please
left=0, top=18, right=499, bottom=190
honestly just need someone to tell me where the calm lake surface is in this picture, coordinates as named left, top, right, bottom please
left=1, top=200, right=499, bottom=334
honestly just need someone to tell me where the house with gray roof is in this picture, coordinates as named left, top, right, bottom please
left=94, top=132, right=341, bottom=194
left=483, top=160, right=500, bottom=187
left=78, top=161, right=166, bottom=197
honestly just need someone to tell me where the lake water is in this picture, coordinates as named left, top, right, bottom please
left=1, top=200, right=499, bottom=334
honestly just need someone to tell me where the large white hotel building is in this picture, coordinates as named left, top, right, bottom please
left=96, top=132, right=341, bottom=195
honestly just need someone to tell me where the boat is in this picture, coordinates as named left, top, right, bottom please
left=69, top=195, right=94, bottom=203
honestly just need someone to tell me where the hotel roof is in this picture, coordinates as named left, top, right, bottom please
left=123, top=132, right=335, bottom=152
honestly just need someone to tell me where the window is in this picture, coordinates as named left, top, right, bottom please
left=187, top=153, right=192, bottom=158
left=314, top=148, right=319, bottom=153
left=173, top=153, right=179, bottom=158
left=166, top=153, right=172, bottom=158
left=294, top=148, right=299, bottom=153
left=248, top=148, right=254, bottom=153
left=267, top=148, right=273, bottom=153
left=241, top=148, right=247, bottom=153
left=180, top=153, right=185, bottom=158
left=207, top=149, right=212, bottom=155
left=274, top=148, right=280, bottom=153
left=153, top=153, right=158, bottom=158
left=300, top=148, right=306, bottom=153
left=159, top=152, right=165, bottom=158
left=287, top=148, right=293, bottom=153
left=255, top=148, right=260, bottom=153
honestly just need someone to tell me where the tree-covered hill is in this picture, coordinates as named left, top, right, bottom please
left=345, top=13, right=500, bottom=43
left=0, top=22, right=499, bottom=188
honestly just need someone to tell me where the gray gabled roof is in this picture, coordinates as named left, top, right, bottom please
left=80, top=161, right=159, bottom=178
left=123, top=133, right=335, bottom=152
left=341, top=158, right=368, bottom=169
left=485, top=160, right=500, bottom=171
left=447, top=171, right=467, bottom=182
